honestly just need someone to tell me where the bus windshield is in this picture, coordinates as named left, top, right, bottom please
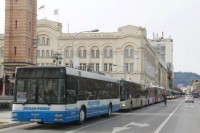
left=14, top=68, right=66, bottom=104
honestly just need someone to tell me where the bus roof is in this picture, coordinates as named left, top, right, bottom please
left=16, top=66, right=119, bottom=83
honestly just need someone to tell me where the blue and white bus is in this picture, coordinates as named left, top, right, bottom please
left=119, top=79, right=146, bottom=110
left=12, top=66, right=120, bottom=124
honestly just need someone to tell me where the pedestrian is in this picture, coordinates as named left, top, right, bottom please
left=162, top=90, right=167, bottom=105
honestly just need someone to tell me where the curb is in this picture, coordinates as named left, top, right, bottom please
left=0, top=122, right=29, bottom=129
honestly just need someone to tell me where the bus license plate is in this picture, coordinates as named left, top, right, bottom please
left=30, top=119, right=41, bottom=122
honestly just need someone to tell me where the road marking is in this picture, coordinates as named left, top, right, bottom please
left=65, top=113, right=127, bottom=133
left=154, top=102, right=182, bottom=133
left=184, top=105, right=194, bottom=108
left=112, top=122, right=149, bottom=133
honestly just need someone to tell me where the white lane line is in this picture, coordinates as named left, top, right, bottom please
left=154, top=102, right=182, bottom=133
left=65, top=113, right=128, bottom=133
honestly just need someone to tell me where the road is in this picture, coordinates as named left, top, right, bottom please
left=1, top=97, right=200, bottom=133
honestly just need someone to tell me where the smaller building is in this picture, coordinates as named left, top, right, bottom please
left=191, top=79, right=200, bottom=93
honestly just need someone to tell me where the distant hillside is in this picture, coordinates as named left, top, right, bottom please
left=174, top=72, right=200, bottom=87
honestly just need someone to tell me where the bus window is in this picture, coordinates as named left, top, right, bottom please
left=66, top=76, right=77, bottom=104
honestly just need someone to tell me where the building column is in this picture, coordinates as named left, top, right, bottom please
left=87, top=51, right=90, bottom=64
left=120, top=51, right=124, bottom=72
left=113, top=51, right=117, bottom=72
left=99, top=51, right=103, bottom=71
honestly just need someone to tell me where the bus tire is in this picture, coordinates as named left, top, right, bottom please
left=106, top=104, right=112, bottom=117
left=37, top=122, right=44, bottom=124
left=77, top=107, right=85, bottom=125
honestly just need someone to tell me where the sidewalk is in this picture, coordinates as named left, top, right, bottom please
left=0, top=110, right=27, bottom=129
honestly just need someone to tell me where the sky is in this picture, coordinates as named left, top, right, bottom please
left=0, top=0, right=200, bottom=74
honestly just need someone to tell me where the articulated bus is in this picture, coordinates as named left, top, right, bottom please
left=12, top=66, right=120, bottom=124
left=119, top=79, right=147, bottom=110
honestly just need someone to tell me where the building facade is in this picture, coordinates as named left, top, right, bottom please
left=0, top=19, right=170, bottom=96
left=149, top=33, right=174, bottom=89
left=35, top=19, right=168, bottom=87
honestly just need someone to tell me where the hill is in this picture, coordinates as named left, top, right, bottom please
left=174, top=72, right=200, bottom=87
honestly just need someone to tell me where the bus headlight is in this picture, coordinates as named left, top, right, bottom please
left=121, top=103, right=125, bottom=107
left=55, top=114, right=63, bottom=117
left=12, top=113, right=17, bottom=117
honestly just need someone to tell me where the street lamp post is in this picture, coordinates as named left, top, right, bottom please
left=70, top=29, right=99, bottom=68
left=33, top=34, right=38, bottom=66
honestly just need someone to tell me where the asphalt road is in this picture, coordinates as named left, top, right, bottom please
left=1, top=97, right=200, bottom=133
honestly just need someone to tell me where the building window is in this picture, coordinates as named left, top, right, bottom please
left=29, top=22, right=31, bottom=31
left=109, top=63, right=112, bottom=71
left=87, top=63, right=94, bottom=71
left=104, top=49, right=108, bottom=58
left=91, top=50, right=95, bottom=58
left=96, top=63, right=99, bottom=71
left=29, top=48, right=30, bottom=57
left=37, top=50, right=40, bottom=57
left=96, top=50, right=99, bottom=58
left=46, top=38, right=50, bottom=45
left=14, top=47, right=17, bottom=55
left=125, top=63, right=128, bottom=72
left=15, top=20, right=17, bottom=29
left=46, top=50, right=49, bottom=57
left=125, top=49, right=128, bottom=58
left=83, top=63, right=87, bottom=71
left=130, top=63, right=134, bottom=72
left=42, top=50, right=45, bottom=57
left=65, top=50, right=69, bottom=58
left=83, top=50, right=87, bottom=58
left=70, top=50, right=73, bottom=57
left=109, top=49, right=113, bottom=58
left=130, top=49, right=134, bottom=58
left=42, top=37, right=45, bottom=45
left=65, top=63, right=69, bottom=67
left=104, top=63, right=108, bottom=71
left=78, top=50, right=82, bottom=57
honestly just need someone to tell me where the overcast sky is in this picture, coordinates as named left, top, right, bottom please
left=0, top=0, right=200, bottom=74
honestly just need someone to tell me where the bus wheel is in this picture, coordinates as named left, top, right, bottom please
left=77, top=108, right=85, bottom=125
left=37, top=122, right=44, bottom=124
left=106, top=104, right=112, bottom=117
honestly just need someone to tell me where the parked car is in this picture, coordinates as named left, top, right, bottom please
left=185, top=95, right=194, bottom=103
left=192, top=93, right=199, bottom=98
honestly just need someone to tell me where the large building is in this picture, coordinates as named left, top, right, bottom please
left=148, top=33, right=173, bottom=64
left=0, top=19, right=171, bottom=95
left=11, top=19, right=168, bottom=85
left=149, top=33, right=174, bottom=89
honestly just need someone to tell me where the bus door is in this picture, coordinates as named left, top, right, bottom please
left=66, top=76, right=78, bottom=120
